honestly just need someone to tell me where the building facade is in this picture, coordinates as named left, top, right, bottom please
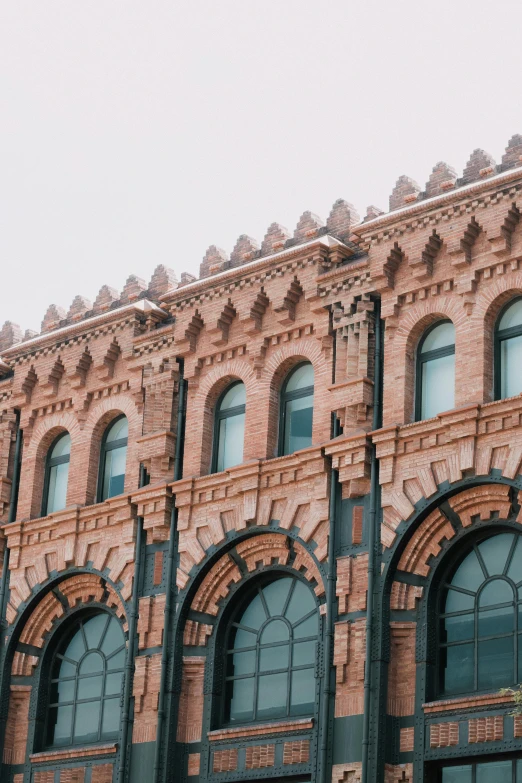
left=2, top=136, right=522, bottom=783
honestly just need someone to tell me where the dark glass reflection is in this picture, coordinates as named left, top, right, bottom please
left=281, top=363, right=314, bottom=456
left=100, top=417, right=128, bottom=501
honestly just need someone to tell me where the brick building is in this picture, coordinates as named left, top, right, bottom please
left=2, top=136, right=522, bottom=783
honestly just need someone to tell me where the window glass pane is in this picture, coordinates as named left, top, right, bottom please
left=219, top=383, right=246, bottom=410
left=106, top=417, right=128, bottom=442
left=478, top=635, right=514, bottom=689
left=74, top=700, right=100, bottom=743
left=293, top=641, right=316, bottom=666
left=101, top=618, right=125, bottom=656
left=260, top=619, right=289, bottom=644
left=478, top=533, right=514, bottom=577
left=443, top=613, right=474, bottom=643
left=101, top=697, right=120, bottom=736
left=444, top=588, right=475, bottom=613
left=476, top=760, right=512, bottom=783
left=48, top=705, right=73, bottom=746
left=77, top=675, right=103, bottom=700
left=216, top=412, right=245, bottom=472
left=63, top=629, right=86, bottom=663
left=441, top=766, right=472, bottom=783
left=228, top=677, right=254, bottom=723
left=290, top=668, right=315, bottom=715
left=257, top=672, right=287, bottom=719
left=47, top=461, right=69, bottom=514
left=105, top=672, right=123, bottom=696
left=499, top=299, right=522, bottom=330
left=508, top=537, right=522, bottom=584
left=54, top=657, right=76, bottom=678
left=229, top=650, right=256, bottom=676
left=285, top=363, right=314, bottom=392
left=107, top=649, right=125, bottom=671
left=79, top=652, right=104, bottom=674
left=54, top=679, right=74, bottom=704
left=259, top=643, right=289, bottom=672
left=479, top=579, right=514, bottom=607
left=285, top=580, right=316, bottom=623
left=238, top=593, right=266, bottom=632
left=51, top=433, right=71, bottom=458
left=84, top=614, right=108, bottom=651
left=293, top=614, right=319, bottom=639
left=231, top=627, right=257, bottom=650
left=283, top=395, right=313, bottom=455
left=518, top=632, right=522, bottom=681
left=420, top=353, right=455, bottom=419
left=263, top=578, right=292, bottom=618
left=450, top=549, right=484, bottom=592
left=478, top=605, right=514, bottom=637
left=421, top=322, right=455, bottom=353
left=501, top=334, right=522, bottom=398
left=443, top=644, right=474, bottom=695
left=103, top=445, right=127, bottom=499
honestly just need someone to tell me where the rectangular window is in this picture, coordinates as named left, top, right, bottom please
left=441, top=759, right=520, bottom=782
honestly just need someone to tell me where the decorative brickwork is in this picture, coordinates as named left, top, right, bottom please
left=283, top=739, right=310, bottom=765
left=332, top=763, right=362, bottom=782
left=212, top=748, right=238, bottom=773
left=245, top=744, right=275, bottom=769
left=430, top=722, right=459, bottom=748
left=399, top=727, right=414, bottom=753
left=468, top=715, right=504, bottom=743
left=91, top=765, right=114, bottom=783
left=187, top=753, right=201, bottom=776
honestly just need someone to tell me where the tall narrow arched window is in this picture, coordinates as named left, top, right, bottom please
left=46, top=612, right=125, bottom=747
left=279, top=362, right=314, bottom=456
left=212, top=382, right=246, bottom=473
left=223, top=575, right=319, bottom=725
left=98, top=416, right=128, bottom=501
left=495, top=298, right=522, bottom=400
left=416, top=321, right=455, bottom=421
left=439, top=531, right=522, bottom=697
left=42, top=433, right=71, bottom=516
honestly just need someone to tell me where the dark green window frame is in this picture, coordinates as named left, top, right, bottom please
left=41, top=432, right=71, bottom=517
left=211, top=381, right=246, bottom=474
left=97, top=414, right=128, bottom=502
left=415, top=320, right=455, bottom=422
left=494, top=297, right=522, bottom=401
left=278, top=362, right=314, bottom=457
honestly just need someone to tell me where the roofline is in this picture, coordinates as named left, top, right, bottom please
left=352, top=164, right=522, bottom=235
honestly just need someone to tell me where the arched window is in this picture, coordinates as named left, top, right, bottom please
left=98, top=416, right=128, bottom=501
left=495, top=298, right=522, bottom=400
left=439, top=531, right=522, bottom=697
left=42, top=433, right=71, bottom=516
left=279, top=362, right=314, bottom=456
left=416, top=321, right=455, bottom=421
left=223, top=575, right=319, bottom=724
left=46, top=612, right=125, bottom=747
left=212, top=382, right=246, bottom=473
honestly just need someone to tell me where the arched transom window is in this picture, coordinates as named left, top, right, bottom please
left=495, top=298, right=522, bottom=400
left=416, top=321, right=455, bottom=421
left=46, top=612, right=126, bottom=747
left=439, top=531, right=522, bottom=696
left=224, top=575, right=319, bottom=724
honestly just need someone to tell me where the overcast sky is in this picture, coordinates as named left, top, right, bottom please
left=2, top=1, right=522, bottom=333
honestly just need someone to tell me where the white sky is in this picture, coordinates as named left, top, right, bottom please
left=2, top=1, right=522, bottom=332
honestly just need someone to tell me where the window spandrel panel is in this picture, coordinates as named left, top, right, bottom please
left=420, top=353, right=455, bottom=419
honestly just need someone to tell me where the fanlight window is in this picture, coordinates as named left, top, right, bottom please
left=43, top=433, right=71, bottom=515
left=212, top=382, right=246, bottom=473
left=439, top=531, right=522, bottom=696
left=416, top=321, right=455, bottom=421
left=280, top=362, right=314, bottom=456
left=224, top=576, right=319, bottom=724
left=46, top=613, right=125, bottom=747
left=496, top=298, right=522, bottom=400
left=98, top=416, right=128, bottom=501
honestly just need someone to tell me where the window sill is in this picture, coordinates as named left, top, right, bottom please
left=30, top=742, right=117, bottom=764
left=423, top=692, right=514, bottom=715
left=208, top=717, right=314, bottom=742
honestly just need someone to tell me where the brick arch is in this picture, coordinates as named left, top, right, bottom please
left=258, top=337, right=330, bottom=458
left=384, top=296, right=466, bottom=426
left=182, top=532, right=326, bottom=648
left=82, top=394, right=142, bottom=503
left=184, top=358, right=257, bottom=477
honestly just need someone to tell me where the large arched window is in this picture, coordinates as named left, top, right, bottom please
left=439, top=531, right=522, bottom=697
left=495, top=298, right=522, bottom=400
left=98, top=416, right=128, bottom=501
left=223, top=575, right=319, bottom=725
left=42, top=432, right=71, bottom=516
left=416, top=321, right=455, bottom=421
left=46, top=612, right=125, bottom=747
left=212, top=382, right=246, bottom=473
left=279, top=362, right=314, bottom=456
